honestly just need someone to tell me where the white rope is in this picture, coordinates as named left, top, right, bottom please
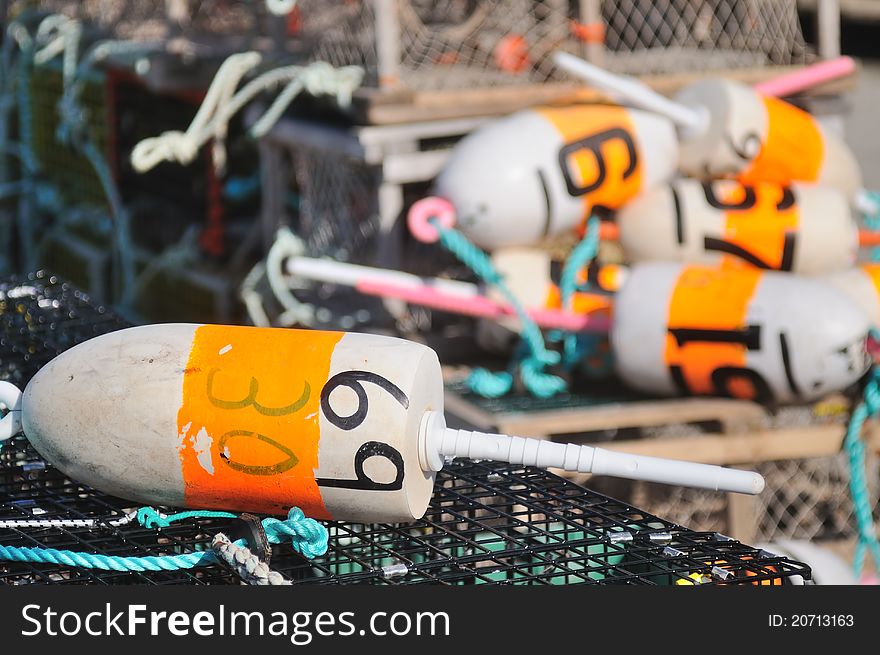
left=0, top=511, right=138, bottom=530
left=131, top=50, right=260, bottom=173
left=130, top=54, right=363, bottom=174
left=211, top=533, right=291, bottom=585
left=240, top=261, right=274, bottom=328
left=33, top=14, right=81, bottom=87
left=265, top=227, right=316, bottom=326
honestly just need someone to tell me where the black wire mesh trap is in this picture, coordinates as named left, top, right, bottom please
left=0, top=272, right=812, bottom=585
left=0, top=270, right=131, bottom=389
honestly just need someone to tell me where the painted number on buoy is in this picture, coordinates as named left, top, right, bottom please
left=663, top=268, right=796, bottom=402
left=558, top=128, right=638, bottom=197
left=697, top=182, right=798, bottom=271
left=317, top=370, right=409, bottom=492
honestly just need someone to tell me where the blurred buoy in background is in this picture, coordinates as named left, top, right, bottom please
left=612, top=263, right=872, bottom=403
left=617, top=179, right=858, bottom=274
left=427, top=104, right=678, bottom=248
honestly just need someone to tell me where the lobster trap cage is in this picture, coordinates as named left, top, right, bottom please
left=295, top=0, right=813, bottom=92
left=0, top=271, right=810, bottom=585
left=5, top=38, right=261, bottom=313
left=27, top=65, right=111, bottom=210
left=256, top=115, right=483, bottom=282
left=284, top=144, right=384, bottom=262
left=632, top=451, right=880, bottom=544
left=14, top=0, right=279, bottom=44
left=621, top=402, right=880, bottom=545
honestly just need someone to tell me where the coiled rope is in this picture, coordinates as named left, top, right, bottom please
left=130, top=54, right=363, bottom=174
left=427, top=218, right=566, bottom=398
left=0, top=506, right=328, bottom=577
left=559, top=216, right=601, bottom=367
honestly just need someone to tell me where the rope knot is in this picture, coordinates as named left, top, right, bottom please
left=131, top=131, right=199, bottom=172
left=300, top=62, right=364, bottom=107
left=136, top=507, right=171, bottom=529
left=260, top=507, right=328, bottom=559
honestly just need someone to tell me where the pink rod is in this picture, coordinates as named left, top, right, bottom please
left=356, top=280, right=609, bottom=333
left=754, top=56, right=856, bottom=98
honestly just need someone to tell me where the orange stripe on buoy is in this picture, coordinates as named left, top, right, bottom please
left=720, top=183, right=799, bottom=271
left=538, top=105, right=644, bottom=215
left=664, top=267, right=762, bottom=396
left=739, top=97, right=824, bottom=187
left=862, top=264, right=880, bottom=302
left=544, top=285, right=613, bottom=316
left=177, top=325, right=343, bottom=518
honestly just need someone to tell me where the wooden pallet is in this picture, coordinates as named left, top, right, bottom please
left=445, top=386, right=769, bottom=437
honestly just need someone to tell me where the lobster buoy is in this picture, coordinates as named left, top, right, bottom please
left=611, top=263, right=871, bottom=403
left=428, top=104, right=678, bottom=248
left=674, top=78, right=862, bottom=197
left=1, top=324, right=764, bottom=522
left=617, top=179, right=857, bottom=274
left=554, top=53, right=862, bottom=198
left=823, top=264, right=880, bottom=326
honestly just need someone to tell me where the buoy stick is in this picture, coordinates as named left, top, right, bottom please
left=419, top=411, right=764, bottom=495
left=554, top=53, right=856, bottom=134
left=553, top=51, right=707, bottom=134
left=753, top=56, right=856, bottom=98
left=286, top=256, right=611, bottom=332
left=287, top=255, right=480, bottom=300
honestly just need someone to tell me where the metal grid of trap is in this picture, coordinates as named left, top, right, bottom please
left=0, top=270, right=130, bottom=389
left=0, top=271, right=810, bottom=585
left=1, top=438, right=811, bottom=585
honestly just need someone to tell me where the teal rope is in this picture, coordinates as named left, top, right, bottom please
left=0, top=506, right=329, bottom=572
left=137, top=506, right=328, bottom=559
left=429, top=218, right=565, bottom=398
left=862, top=191, right=880, bottom=263
left=559, top=217, right=601, bottom=368
left=843, top=363, right=880, bottom=579
left=0, top=541, right=216, bottom=572
left=136, top=507, right=236, bottom=528
left=262, top=508, right=329, bottom=560
left=466, top=368, right=514, bottom=398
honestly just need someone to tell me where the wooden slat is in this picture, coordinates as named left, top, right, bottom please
left=727, top=490, right=759, bottom=543
left=352, top=65, right=858, bottom=125
left=444, top=388, right=768, bottom=437
left=800, top=0, right=880, bottom=21
left=585, top=422, right=880, bottom=466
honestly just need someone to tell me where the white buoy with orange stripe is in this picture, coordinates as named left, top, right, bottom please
left=277, top=250, right=870, bottom=404
left=617, top=179, right=858, bottom=273
left=0, top=325, right=766, bottom=523
left=611, top=263, right=871, bottom=403
left=555, top=52, right=862, bottom=199
left=674, top=79, right=861, bottom=196
left=823, top=264, right=880, bottom=326
left=426, top=103, right=678, bottom=249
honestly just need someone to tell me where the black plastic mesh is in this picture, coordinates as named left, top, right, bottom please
left=0, top=270, right=130, bottom=389
left=0, top=272, right=811, bottom=585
